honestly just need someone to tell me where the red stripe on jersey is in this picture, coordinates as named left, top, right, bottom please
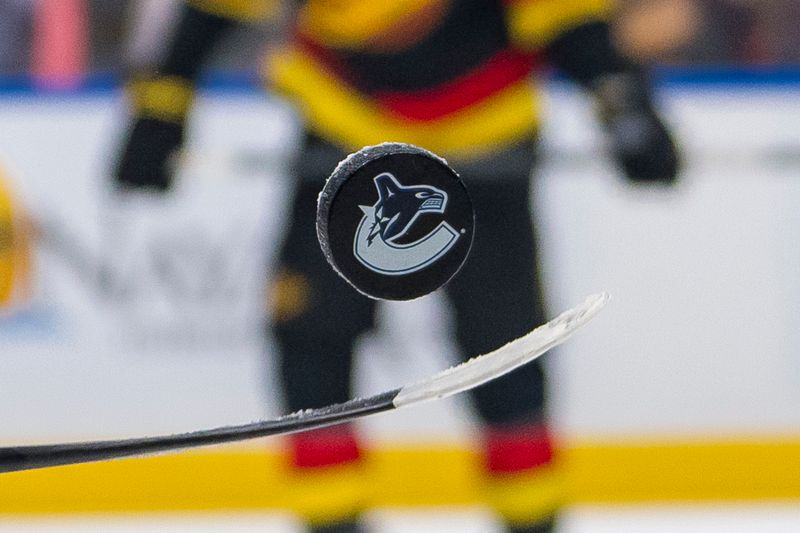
left=375, top=49, right=538, bottom=121
left=290, top=426, right=362, bottom=469
left=484, top=423, right=554, bottom=474
left=294, top=31, right=358, bottom=86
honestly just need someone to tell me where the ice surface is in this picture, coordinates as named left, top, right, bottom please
left=2, top=505, right=800, bottom=532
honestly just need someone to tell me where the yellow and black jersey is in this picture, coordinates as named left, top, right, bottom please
left=171, top=0, right=614, bottom=162
left=269, top=0, right=613, bottom=161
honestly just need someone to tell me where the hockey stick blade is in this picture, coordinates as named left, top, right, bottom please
left=0, top=292, right=608, bottom=474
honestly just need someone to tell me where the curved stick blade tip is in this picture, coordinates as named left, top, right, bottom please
left=393, top=292, right=609, bottom=407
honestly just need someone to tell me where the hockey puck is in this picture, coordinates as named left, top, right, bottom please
left=317, top=143, right=474, bottom=301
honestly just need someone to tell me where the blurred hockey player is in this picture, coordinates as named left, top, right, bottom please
left=114, top=1, right=679, bottom=532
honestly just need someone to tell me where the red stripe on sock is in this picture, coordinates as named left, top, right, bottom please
left=291, top=426, right=362, bottom=469
left=484, top=423, right=554, bottom=474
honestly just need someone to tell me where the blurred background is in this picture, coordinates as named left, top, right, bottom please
left=3, top=0, right=800, bottom=74
left=1, top=1, right=799, bottom=532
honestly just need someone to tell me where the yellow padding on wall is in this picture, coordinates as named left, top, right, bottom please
left=568, top=438, right=800, bottom=503
left=1, top=439, right=799, bottom=514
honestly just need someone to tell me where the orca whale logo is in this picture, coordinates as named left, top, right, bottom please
left=353, top=172, right=460, bottom=276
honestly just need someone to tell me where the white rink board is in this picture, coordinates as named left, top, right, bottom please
left=0, top=84, right=799, bottom=444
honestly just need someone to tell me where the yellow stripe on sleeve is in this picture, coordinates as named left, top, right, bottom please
left=506, top=0, right=615, bottom=49
left=187, top=0, right=278, bottom=22
left=128, top=77, right=195, bottom=122
left=296, top=0, right=442, bottom=49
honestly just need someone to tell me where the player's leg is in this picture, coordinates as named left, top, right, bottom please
left=445, top=156, right=560, bottom=533
left=270, top=133, right=375, bottom=533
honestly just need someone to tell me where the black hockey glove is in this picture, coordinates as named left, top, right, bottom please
left=594, top=72, right=680, bottom=185
left=113, top=77, right=194, bottom=192
left=114, top=116, right=185, bottom=192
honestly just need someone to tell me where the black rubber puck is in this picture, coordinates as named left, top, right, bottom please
left=317, top=143, right=474, bottom=301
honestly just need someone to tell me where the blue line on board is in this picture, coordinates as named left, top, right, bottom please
left=0, top=66, right=798, bottom=97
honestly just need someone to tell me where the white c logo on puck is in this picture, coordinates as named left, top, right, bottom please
left=353, top=172, right=460, bottom=275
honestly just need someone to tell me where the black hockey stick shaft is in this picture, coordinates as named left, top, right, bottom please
left=0, top=292, right=608, bottom=475
left=0, top=391, right=399, bottom=473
